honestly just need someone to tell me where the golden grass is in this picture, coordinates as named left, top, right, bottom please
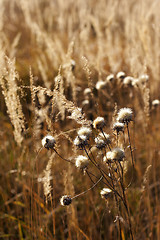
left=0, top=0, right=160, bottom=239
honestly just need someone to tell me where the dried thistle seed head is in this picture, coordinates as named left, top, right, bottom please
left=99, top=132, right=110, bottom=144
left=75, top=155, right=89, bottom=169
left=111, top=148, right=125, bottom=161
left=93, top=117, right=105, bottom=129
left=60, top=195, right=72, bottom=206
left=106, top=151, right=113, bottom=162
left=113, top=122, right=124, bottom=133
left=139, top=74, right=149, bottom=84
left=106, top=74, right=114, bottom=83
left=95, top=137, right=106, bottom=149
left=116, top=71, right=126, bottom=80
left=96, top=80, right=106, bottom=90
left=74, top=135, right=88, bottom=149
left=152, top=99, right=160, bottom=107
left=117, top=108, right=133, bottom=124
left=84, top=88, right=92, bottom=96
left=131, top=78, right=139, bottom=87
left=123, top=76, right=134, bottom=86
left=100, top=188, right=112, bottom=199
left=78, top=127, right=92, bottom=139
left=42, top=135, right=56, bottom=149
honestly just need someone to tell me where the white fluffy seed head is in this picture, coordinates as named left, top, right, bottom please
left=42, top=135, right=56, bottom=149
left=95, top=133, right=110, bottom=149
left=123, top=76, right=134, bottom=86
left=139, top=74, right=149, bottom=84
left=73, top=136, right=87, bottom=148
left=100, top=188, right=112, bottom=199
left=111, top=148, right=125, bottom=161
left=93, top=117, right=105, bottom=129
left=60, top=195, right=72, bottom=206
left=75, top=155, right=89, bottom=169
left=116, top=71, right=126, bottom=80
left=106, top=151, right=113, bottom=161
left=78, top=127, right=92, bottom=138
left=113, top=122, right=124, bottom=133
left=117, top=108, right=133, bottom=123
left=152, top=99, right=160, bottom=107
left=106, top=74, right=114, bottom=83
left=84, top=88, right=92, bottom=96
left=96, top=80, right=106, bottom=90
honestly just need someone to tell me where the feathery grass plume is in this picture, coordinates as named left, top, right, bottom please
left=60, top=195, right=72, bottom=206
left=43, top=152, right=55, bottom=203
left=143, top=86, right=150, bottom=126
left=93, top=117, right=105, bottom=129
left=42, top=135, right=56, bottom=150
left=100, top=188, right=112, bottom=199
left=0, top=57, right=25, bottom=146
left=117, top=108, right=133, bottom=124
left=110, top=148, right=125, bottom=161
left=75, top=155, right=89, bottom=169
left=113, top=122, right=124, bottom=134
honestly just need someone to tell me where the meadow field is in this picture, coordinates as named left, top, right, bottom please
left=0, top=0, right=160, bottom=239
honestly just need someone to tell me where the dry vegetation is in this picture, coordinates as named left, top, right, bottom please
left=0, top=0, right=160, bottom=239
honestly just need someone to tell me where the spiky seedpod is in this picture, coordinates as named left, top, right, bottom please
left=42, top=135, right=56, bottom=149
left=113, top=122, right=124, bottom=134
left=100, top=188, right=112, bottom=199
left=75, top=155, right=89, bottom=169
left=60, top=195, right=72, bottom=206
left=93, top=117, right=105, bottom=129
left=117, top=108, right=133, bottom=124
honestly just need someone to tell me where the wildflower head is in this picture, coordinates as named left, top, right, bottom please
left=42, top=135, right=56, bottom=149
left=84, top=88, right=92, bottom=96
left=100, top=188, right=112, bottom=199
left=152, top=99, right=160, bottom=107
left=75, top=155, right=89, bottom=169
left=93, top=117, right=105, bottom=129
left=96, top=80, right=106, bottom=90
left=110, top=148, right=125, bottom=161
left=113, top=122, right=124, bottom=134
left=60, top=195, right=72, bottom=206
left=116, top=71, right=126, bottom=81
left=106, top=74, right=114, bottom=83
left=95, top=133, right=110, bottom=149
left=123, top=76, right=134, bottom=86
left=78, top=127, right=92, bottom=139
left=74, top=135, right=88, bottom=149
left=117, top=108, right=133, bottom=124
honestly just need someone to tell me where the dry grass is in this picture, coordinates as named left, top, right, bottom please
left=0, top=0, right=160, bottom=239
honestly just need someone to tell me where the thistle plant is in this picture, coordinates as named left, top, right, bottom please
left=40, top=107, right=135, bottom=240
